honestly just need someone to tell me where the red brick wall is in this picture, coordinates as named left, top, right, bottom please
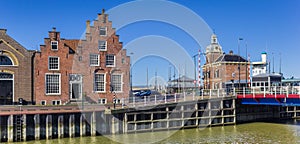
left=72, top=12, right=130, bottom=103
left=34, top=30, right=76, bottom=105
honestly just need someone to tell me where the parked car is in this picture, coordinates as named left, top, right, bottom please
left=135, top=89, right=151, bottom=97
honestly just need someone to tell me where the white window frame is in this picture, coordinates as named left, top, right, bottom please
left=99, top=27, right=107, bottom=36
left=111, top=74, right=123, bottom=92
left=48, top=56, right=60, bottom=70
left=94, top=73, right=106, bottom=93
left=45, top=73, right=61, bottom=95
left=52, top=100, right=61, bottom=105
left=106, top=54, right=115, bottom=67
left=98, top=98, right=107, bottom=104
left=98, top=40, right=107, bottom=51
left=89, top=54, right=100, bottom=66
left=51, top=41, right=58, bottom=50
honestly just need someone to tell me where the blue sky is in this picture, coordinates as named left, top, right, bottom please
left=1, top=0, right=299, bottom=86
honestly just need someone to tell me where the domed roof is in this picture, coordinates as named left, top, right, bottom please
left=205, top=34, right=223, bottom=54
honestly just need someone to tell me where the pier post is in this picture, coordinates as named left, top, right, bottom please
left=195, top=103, right=199, bottom=126
left=34, top=114, right=40, bottom=140
left=111, top=116, right=119, bottom=134
left=123, top=113, right=128, bottom=134
left=58, top=115, right=64, bottom=138
left=166, top=107, right=169, bottom=129
left=233, top=99, right=236, bottom=124
left=134, top=114, right=137, bottom=131
left=69, top=114, right=75, bottom=137
left=46, top=115, right=52, bottom=139
left=80, top=114, right=86, bottom=136
left=7, top=115, right=13, bottom=142
left=91, top=112, right=96, bottom=136
left=22, top=114, right=27, bottom=141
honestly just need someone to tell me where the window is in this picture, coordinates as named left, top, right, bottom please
left=48, top=57, right=59, bottom=70
left=106, top=54, right=115, bottom=67
left=99, top=27, right=107, bottom=36
left=41, top=100, right=46, bottom=105
left=98, top=40, right=107, bottom=51
left=52, top=100, right=61, bottom=105
left=0, top=55, right=13, bottom=65
left=51, top=41, right=58, bottom=50
left=45, top=74, right=61, bottom=95
left=98, top=98, right=107, bottom=104
left=111, top=74, right=122, bottom=92
left=90, top=54, right=100, bottom=66
left=94, top=73, right=105, bottom=92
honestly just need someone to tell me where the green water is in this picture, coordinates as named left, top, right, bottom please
left=22, top=122, right=300, bottom=144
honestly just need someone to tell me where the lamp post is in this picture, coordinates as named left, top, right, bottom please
left=245, top=41, right=248, bottom=88
left=192, top=54, right=198, bottom=89
left=238, top=38, right=243, bottom=89
left=130, top=52, right=134, bottom=96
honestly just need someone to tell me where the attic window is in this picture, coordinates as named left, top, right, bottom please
left=51, top=41, right=58, bottom=50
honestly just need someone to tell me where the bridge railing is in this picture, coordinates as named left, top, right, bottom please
left=236, top=86, right=300, bottom=98
left=123, top=89, right=235, bottom=108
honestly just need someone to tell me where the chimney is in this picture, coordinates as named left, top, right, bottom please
left=229, top=50, right=233, bottom=55
left=86, top=20, right=90, bottom=34
left=0, top=29, right=7, bottom=34
left=102, top=9, right=105, bottom=14
left=49, top=27, right=60, bottom=40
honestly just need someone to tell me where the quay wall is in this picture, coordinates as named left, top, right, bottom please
left=0, top=97, right=292, bottom=142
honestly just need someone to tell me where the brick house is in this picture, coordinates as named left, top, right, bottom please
left=34, top=10, right=130, bottom=105
left=202, top=34, right=250, bottom=89
left=0, top=29, right=35, bottom=105
left=73, top=10, right=130, bottom=104
left=34, top=27, right=79, bottom=105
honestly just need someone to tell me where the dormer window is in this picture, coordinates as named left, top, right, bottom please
left=51, top=41, right=58, bottom=50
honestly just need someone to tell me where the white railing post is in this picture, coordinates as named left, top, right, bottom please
left=155, top=95, right=157, bottom=105
left=175, top=94, right=177, bottom=102
left=233, top=88, right=236, bottom=96
left=122, top=98, right=124, bottom=108
left=144, top=96, right=146, bottom=106
left=133, top=97, right=135, bottom=107
left=184, top=92, right=186, bottom=101
left=165, top=94, right=167, bottom=103
left=193, top=91, right=195, bottom=100
left=210, top=89, right=212, bottom=98
left=217, top=89, right=220, bottom=98
left=243, top=87, right=245, bottom=98
left=201, top=89, right=204, bottom=99
left=292, top=87, right=294, bottom=94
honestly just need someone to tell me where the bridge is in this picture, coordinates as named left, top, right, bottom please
left=236, top=86, right=300, bottom=106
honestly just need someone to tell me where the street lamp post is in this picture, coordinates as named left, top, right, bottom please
left=130, top=52, right=134, bottom=96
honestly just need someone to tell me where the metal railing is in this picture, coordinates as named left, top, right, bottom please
left=236, top=86, right=300, bottom=98
left=121, top=89, right=235, bottom=108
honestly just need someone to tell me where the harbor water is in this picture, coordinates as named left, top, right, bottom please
left=22, top=122, right=300, bottom=144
